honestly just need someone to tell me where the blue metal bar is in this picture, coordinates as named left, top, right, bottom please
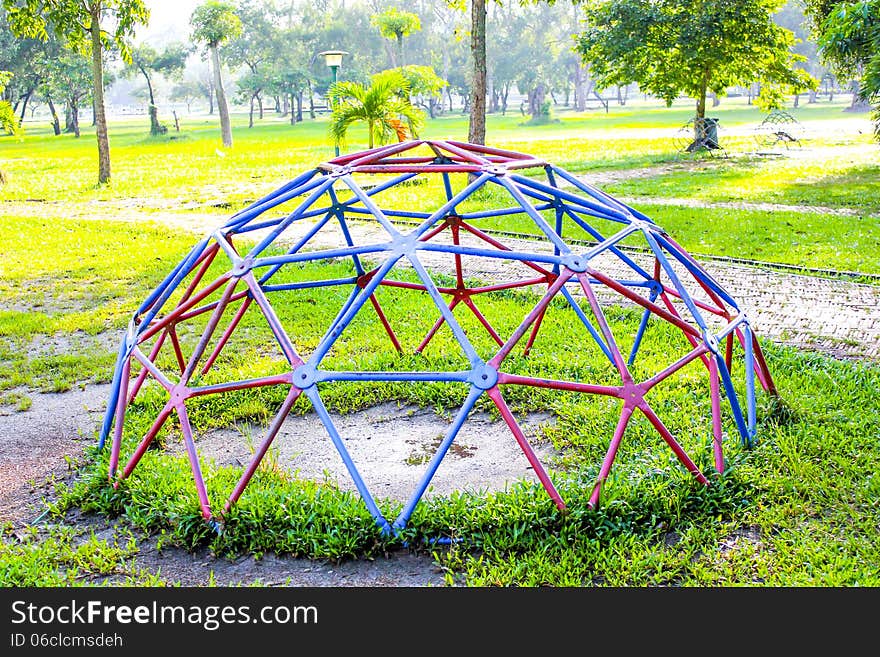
left=715, top=354, right=751, bottom=447
left=653, top=233, right=740, bottom=311
left=393, top=385, right=483, bottom=530
left=326, top=285, right=362, bottom=338
left=308, top=255, right=402, bottom=365
left=303, top=387, right=391, bottom=534
left=342, top=206, right=433, bottom=220
left=316, top=370, right=470, bottom=384
left=628, top=288, right=659, bottom=366
left=412, top=173, right=492, bottom=237
left=140, top=238, right=211, bottom=329
left=249, top=178, right=335, bottom=258
left=458, top=204, right=551, bottom=221
left=441, top=171, right=454, bottom=203
left=511, top=174, right=632, bottom=224
left=407, top=253, right=481, bottom=364
left=136, top=239, right=207, bottom=316
left=743, top=324, right=757, bottom=442
left=497, top=177, right=571, bottom=255
left=257, top=210, right=336, bottom=284
left=223, top=171, right=322, bottom=230
left=559, top=286, right=614, bottom=364
left=97, top=339, right=128, bottom=449
left=561, top=206, right=654, bottom=281
left=329, top=187, right=367, bottom=276
left=262, top=277, right=359, bottom=292
left=644, top=231, right=709, bottom=332
left=254, top=243, right=390, bottom=269
left=417, top=241, right=563, bottom=267
left=340, top=175, right=401, bottom=238
left=548, top=165, right=653, bottom=223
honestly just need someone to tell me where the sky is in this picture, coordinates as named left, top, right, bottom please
left=136, top=0, right=202, bottom=45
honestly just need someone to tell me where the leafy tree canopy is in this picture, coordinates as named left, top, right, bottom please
left=576, top=0, right=816, bottom=118
left=190, top=0, right=242, bottom=48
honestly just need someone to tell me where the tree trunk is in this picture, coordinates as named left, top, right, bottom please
left=368, top=119, right=374, bottom=148
left=48, top=98, right=61, bottom=136
left=397, top=34, right=404, bottom=68
left=468, top=0, right=487, bottom=145
left=307, top=80, right=315, bottom=119
left=793, top=93, right=799, bottom=108
left=211, top=44, right=233, bottom=147
left=141, top=64, right=163, bottom=135
left=289, top=93, right=296, bottom=125
left=70, top=101, right=80, bottom=138
left=90, top=13, right=111, bottom=183
left=18, top=88, right=32, bottom=121
left=296, top=92, right=303, bottom=122
left=208, top=86, right=215, bottom=114
left=249, top=95, right=255, bottom=128
left=258, top=95, right=264, bottom=120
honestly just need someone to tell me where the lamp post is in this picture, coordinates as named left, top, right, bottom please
left=319, top=50, right=348, bottom=157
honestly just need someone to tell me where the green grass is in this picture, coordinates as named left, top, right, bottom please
left=1, top=97, right=878, bottom=587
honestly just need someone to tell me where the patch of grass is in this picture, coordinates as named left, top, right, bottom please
left=0, top=523, right=163, bottom=586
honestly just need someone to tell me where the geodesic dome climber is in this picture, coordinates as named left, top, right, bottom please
left=97, top=139, right=777, bottom=535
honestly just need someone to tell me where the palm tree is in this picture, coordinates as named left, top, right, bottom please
left=327, top=73, right=425, bottom=150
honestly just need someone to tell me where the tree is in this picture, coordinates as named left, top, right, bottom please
left=190, top=0, right=241, bottom=148
left=327, top=71, right=424, bottom=149
left=0, top=70, right=20, bottom=135
left=126, top=43, right=188, bottom=135
left=577, top=0, right=815, bottom=147
left=46, top=48, right=92, bottom=137
left=468, top=0, right=487, bottom=145
left=393, top=64, right=447, bottom=118
left=4, top=0, right=149, bottom=184
left=170, top=79, right=203, bottom=113
left=810, top=0, right=879, bottom=138
left=371, top=7, right=422, bottom=68
left=226, top=0, right=276, bottom=127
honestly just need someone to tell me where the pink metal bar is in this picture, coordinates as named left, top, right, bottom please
left=168, top=327, right=187, bottom=373
left=189, top=372, right=294, bottom=397
left=433, top=140, right=492, bottom=165
left=418, top=218, right=450, bottom=243
left=461, top=296, right=504, bottom=346
left=120, top=402, right=174, bottom=479
left=224, top=386, right=302, bottom=511
left=452, top=222, right=465, bottom=288
left=641, top=344, right=710, bottom=392
left=180, top=278, right=240, bottom=383
left=489, top=269, right=573, bottom=368
left=638, top=403, right=709, bottom=486
left=588, top=268, right=701, bottom=339
left=522, top=306, right=547, bottom=356
left=128, top=332, right=168, bottom=404
left=459, top=221, right=554, bottom=277
left=415, top=296, right=461, bottom=353
left=201, top=296, right=253, bottom=376
left=487, top=386, right=565, bottom=510
left=352, top=164, right=482, bottom=174
left=709, top=359, right=725, bottom=474
left=497, top=372, right=619, bottom=397
left=589, top=405, right=634, bottom=508
left=177, top=405, right=212, bottom=519
left=244, top=272, right=304, bottom=367
left=660, top=284, right=729, bottom=318
left=468, top=277, right=552, bottom=294
left=132, top=347, right=175, bottom=391
left=175, top=289, right=250, bottom=324
left=348, top=140, right=425, bottom=168
left=445, top=140, right=537, bottom=162
left=108, top=358, right=131, bottom=480
left=576, top=273, right=629, bottom=377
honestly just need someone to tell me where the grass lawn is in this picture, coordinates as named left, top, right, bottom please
left=1, top=97, right=878, bottom=586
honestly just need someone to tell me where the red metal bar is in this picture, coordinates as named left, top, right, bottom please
left=522, top=306, right=547, bottom=356
left=128, top=332, right=167, bottom=404
left=224, top=386, right=302, bottom=511
left=452, top=221, right=464, bottom=288
left=487, top=386, right=566, bottom=510
left=489, top=269, right=572, bottom=368
left=445, top=140, right=537, bottom=162
left=750, top=334, right=777, bottom=395
left=139, top=276, right=230, bottom=342
left=418, top=218, right=450, bottom=243
left=120, top=402, right=173, bottom=479
left=348, top=139, right=424, bottom=167
left=201, top=296, right=253, bottom=376
left=660, top=284, right=729, bottom=317
left=433, top=140, right=492, bottom=166
left=461, top=296, right=504, bottom=346
left=369, top=293, right=403, bottom=352
left=638, top=403, right=709, bottom=486
left=725, top=333, right=734, bottom=371
left=588, top=268, right=701, bottom=339
left=168, top=327, right=187, bottom=373
left=576, top=272, right=629, bottom=377
left=189, top=372, right=294, bottom=397
left=176, top=289, right=250, bottom=324
left=180, top=279, right=239, bottom=383
left=351, top=164, right=482, bottom=174
left=468, top=277, right=552, bottom=294
left=588, top=405, right=634, bottom=508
